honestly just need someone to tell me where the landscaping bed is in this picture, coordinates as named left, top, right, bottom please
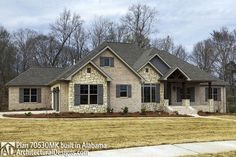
left=198, top=111, right=234, bottom=116
left=3, top=111, right=190, bottom=118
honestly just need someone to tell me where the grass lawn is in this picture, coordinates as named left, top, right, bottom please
left=1, top=117, right=236, bottom=149
left=215, top=115, right=236, bottom=120
left=184, top=151, right=236, bottom=157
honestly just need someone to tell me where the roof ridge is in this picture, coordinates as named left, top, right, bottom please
left=29, top=67, right=65, bottom=69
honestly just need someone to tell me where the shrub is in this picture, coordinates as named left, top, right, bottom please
left=122, top=107, right=128, bottom=114
left=53, top=113, right=60, bottom=117
left=25, top=112, right=32, bottom=117
left=141, top=107, right=146, bottom=115
left=107, top=107, right=114, bottom=114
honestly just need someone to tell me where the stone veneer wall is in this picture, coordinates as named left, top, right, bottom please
left=8, top=86, right=51, bottom=110
left=138, top=64, right=164, bottom=111
left=68, top=64, right=108, bottom=113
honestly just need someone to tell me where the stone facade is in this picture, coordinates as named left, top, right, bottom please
left=93, top=49, right=142, bottom=112
left=138, top=64, right=164, bottom=111
left=8, top=86, right=51, bottom=110
left=68, top=63, right=108, bottom=113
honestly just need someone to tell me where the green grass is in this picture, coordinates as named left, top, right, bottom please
left=0, top=117, right=236, bottom=149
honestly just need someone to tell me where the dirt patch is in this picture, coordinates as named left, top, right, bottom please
left=3, top=111, right=191, bottom=118
left=198, top=111, right=233, bottom=116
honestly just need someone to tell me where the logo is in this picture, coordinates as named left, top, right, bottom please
left=0, top=142, right=15, bottom=156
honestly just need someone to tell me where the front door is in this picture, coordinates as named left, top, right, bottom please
left=53, top=87, right=59, bottom=111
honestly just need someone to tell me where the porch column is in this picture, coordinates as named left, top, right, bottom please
left=208, top=82, right=214, bottom=112
left=182, top=82, right=186, bottom=99
left=162, top=82, right=169, bottom=106
left=208, top=82, right=212, bottom=99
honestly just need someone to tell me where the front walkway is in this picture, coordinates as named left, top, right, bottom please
left=88, top=140, right=236, bottom=157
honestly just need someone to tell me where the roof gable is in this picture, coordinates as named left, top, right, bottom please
left=59, top=44, right=144, bottom=81
left=150, top=55, right=170, bottom=75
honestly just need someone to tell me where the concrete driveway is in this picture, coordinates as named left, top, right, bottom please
left=87, top=141, right=236, bottom=157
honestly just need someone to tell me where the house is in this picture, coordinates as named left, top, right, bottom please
left=6, top=42, right=228, bottom=114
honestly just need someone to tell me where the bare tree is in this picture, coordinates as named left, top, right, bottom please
left=50, top=9, right=83, bottom=66
left=0, top=26, right=16, bottom=83
left=152, top=36, right=174, bottom=52
left=13, top=28, right=37, bottom=73
left=0, top=26, right=16, bottom=110
left=153, top=36, right=189, bottom=61
left=191, top=39, right=219, bottom=73
left=30, top=34, right=60, bottom=67
left=173, top=45, right=189, bottom=61
left=121, top=4, right=157, bottom=47
left=70, top=25, right=89, bottom=62
left=90, top=17, right=113, bottom=48
left=211, top=27, right=236, bottom=80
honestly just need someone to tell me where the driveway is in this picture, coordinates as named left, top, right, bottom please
left=87, top=141, right=236, bottom=157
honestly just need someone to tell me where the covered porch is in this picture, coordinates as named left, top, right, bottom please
left=161, top=68, right=214, bottom=111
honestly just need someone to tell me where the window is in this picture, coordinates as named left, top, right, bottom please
left=24, top=89, right=30, bottom=102
left=90, top=85, right=98, bottom=104
left=205, top=87, right=221, bottom=101
left=213, top=88, right=218, bottom=101
left=23, top=88, right=38, bottom=102
left=100, top=57, right=114, bottom=67
left=80, top=85, right=88, bottom=104
left=116, top=84, right=131, bottom=98
left=31, top=88, right=37, bottom=102
left=145, top=68, right=149, bottom=72
left=120, top=85, right=128, bottom=97
left=80, top=85, right=98, bottom=104
left=87, top=67, right=91, bottom=73
left=142, top=84, right=159, bottom=103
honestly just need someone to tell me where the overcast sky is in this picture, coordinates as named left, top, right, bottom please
left=0, top=0, right=235, bottom=52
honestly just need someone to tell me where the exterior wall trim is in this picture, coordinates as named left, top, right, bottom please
left=138, top=62, right=163, bottom=76
left=163, top=67, right=191, bottom=81
left=67, top=61, right=112, bottom=81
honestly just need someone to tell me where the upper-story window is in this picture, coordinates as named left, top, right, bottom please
left=100, top=57, right=114, bottom=67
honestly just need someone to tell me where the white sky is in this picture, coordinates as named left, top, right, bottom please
left=0, top=0, right=235, bottom=52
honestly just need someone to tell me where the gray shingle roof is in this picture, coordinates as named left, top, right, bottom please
left=6, top=42, right=227, bottom=86
left=6, top=67, right=65, bottom=86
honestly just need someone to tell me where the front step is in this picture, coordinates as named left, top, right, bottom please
left=167, top=106, right=198, bottom=115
